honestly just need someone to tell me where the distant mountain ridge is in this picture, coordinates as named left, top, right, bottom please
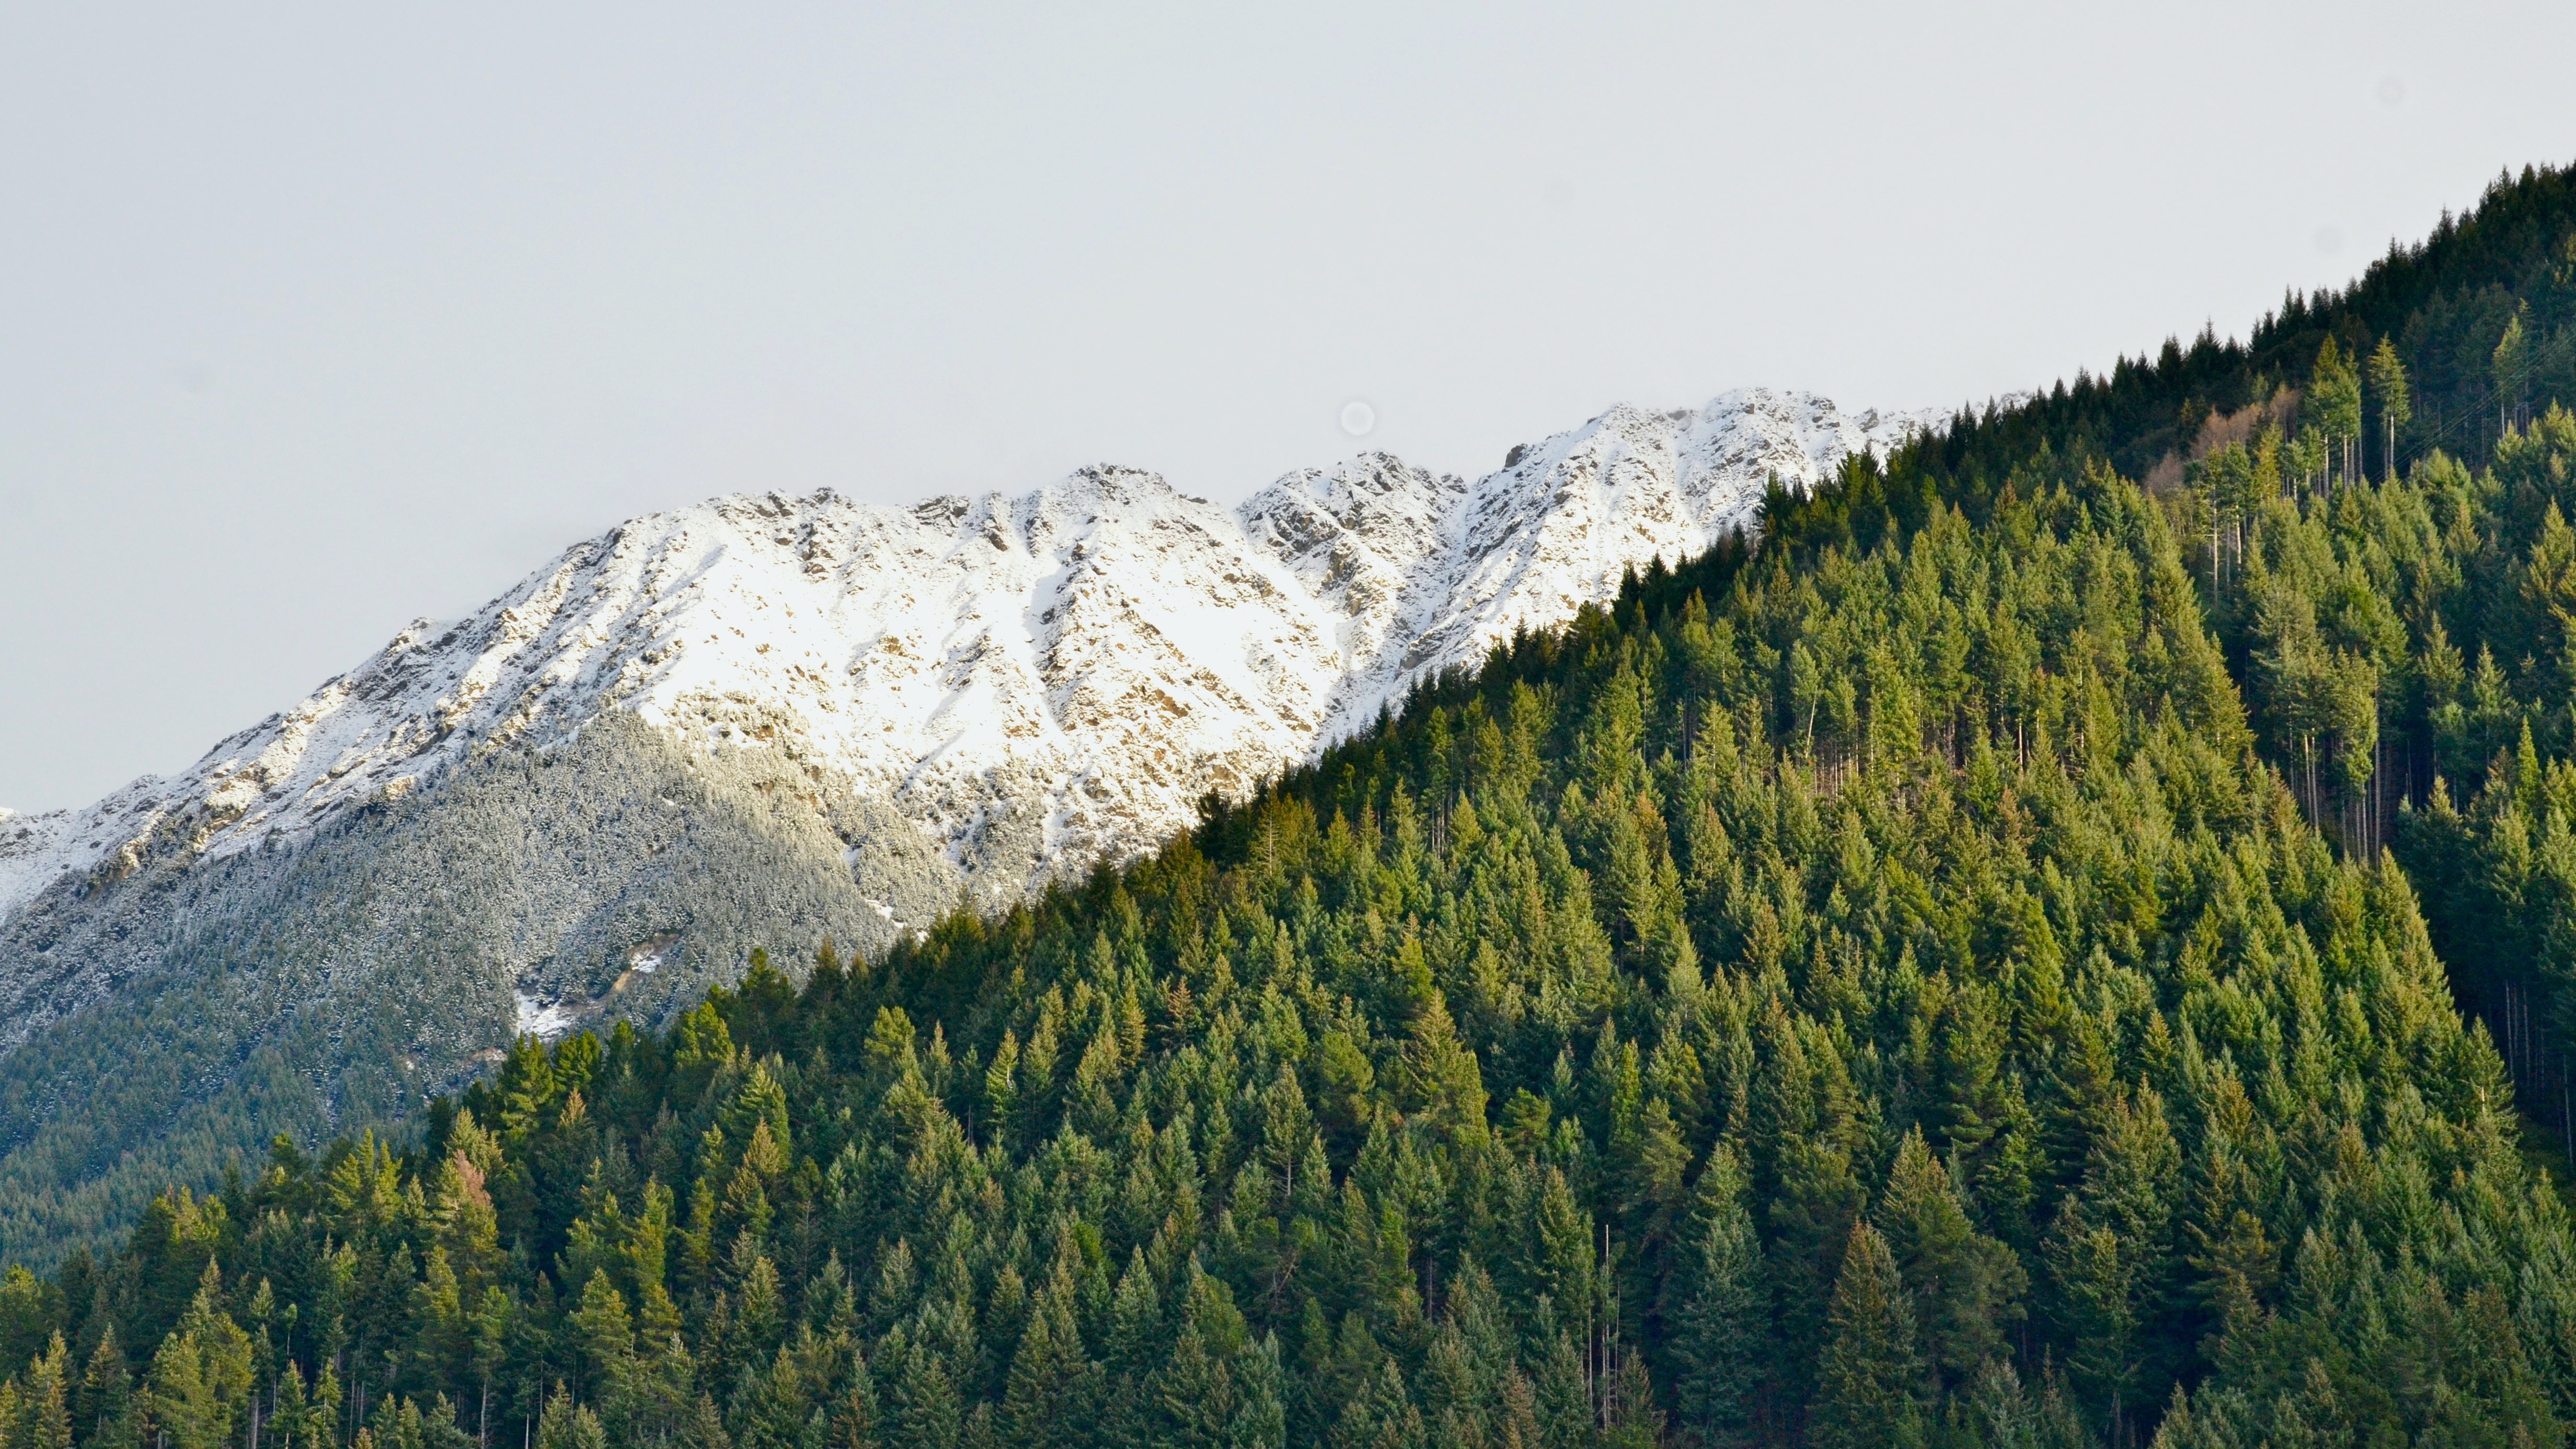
left=0, top=387, right=1926, bottom=1261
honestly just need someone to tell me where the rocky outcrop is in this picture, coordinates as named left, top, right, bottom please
left=1, top=387, right=1926, bottom=927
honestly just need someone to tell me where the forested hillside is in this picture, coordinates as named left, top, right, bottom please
left=1793, top=161, right=2576, bottom=1166
left=5, top=165, right=2576, bottom=1449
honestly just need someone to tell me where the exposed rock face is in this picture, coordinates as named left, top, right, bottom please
left=2, top=387, right=1925, bottom=928
left=0, top=387, right=1927, bottom=1261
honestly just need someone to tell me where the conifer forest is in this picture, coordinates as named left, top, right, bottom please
left=21, top=166, right=2576, bottom=1448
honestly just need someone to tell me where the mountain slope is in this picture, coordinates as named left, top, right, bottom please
left=1, top=389, right=1923, bottom=927
left=11, top=450, right=2560, bottom=1449
left=2, top=390, right=1917, bottom=929
left=0, top=386, right=1926, bottom=1261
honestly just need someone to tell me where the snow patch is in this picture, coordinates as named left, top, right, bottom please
left=514, top=991, right=576, bottom=1042
left=0, top=387, right=1938, bottom=916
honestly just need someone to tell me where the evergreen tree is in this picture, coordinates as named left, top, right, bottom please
left=2315, top=339, right=2363, bottom=456
left=21, top=1334, right=69, bottom=1449
left=2366, top=335, right=2412, bottom=478
left=2043, top=1086, right=2179, bottom=1440
left=1807, top=1223, right=1923, bottom=1449
left=1873, top=1129, right=2023, bottom=1393
left=886, top=1338, right=960, bottom=1449
left=75, top=1326, right=134, bottom=1447
left=534, top=1384, right=609, bottom=1449
left=998, top=1278, right=1087, bottom=1449
left=1670, top=1145, right=1764, bottom=1444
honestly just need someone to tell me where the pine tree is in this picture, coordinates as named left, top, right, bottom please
left=143, top=1268, right=253, bottom=1449
left=272, top=1362, right=312, bottom=1449
left=685, top=1392, right=737, bottom=1449
left=1397, top=991, right=1490, bottom=1146
left=11, top=354, right=2576, bottom=1449
left=1329, top=1359, right=1424, bottom=1449
left=1762, top=1042, right=1866, bottom=1401
left=420, top=1394, right=479, bottom=1448
left=2496, top=308, right=2531, bottom=431
left=886, top=1337, right=960, bottom=1449
left=0, top=1269, right=55, bottom=1392
left=2180, top=1076, right=2278, bottom=1351
left=569, top=1270, right=636, bottom=1428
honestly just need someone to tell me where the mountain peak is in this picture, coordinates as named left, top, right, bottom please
left=0, top=388, right=1929, bottom=927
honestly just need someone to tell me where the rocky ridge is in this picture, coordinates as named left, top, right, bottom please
left=0, top=388, right=1927, bottom=928
left=0, top=386, right=1930, bottom=1263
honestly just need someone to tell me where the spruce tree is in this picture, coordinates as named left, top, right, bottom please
left=75, top=1325, right=132, bottom=1447
left=886, top=1337, right=961, bottom=1449
left=2309, top=337, right=2363, bottom=485
left=1874, top=1128, right=2024, bottom=1392
left=2496, top=308, right=2531, bottom=431
left=2366, top=336, right=2412, bottom=479
left=1328, top=1359, right=1425, bottom=1449
left=2043, top=1085, right=2179, bottom=1440
left=685, top=1392, right=736, bottom=1449
left=1670, top=1145, right=1764, bottom=1444
left=999, top=1282, right=1086, bottom=1449
left=23, top=1333, right=69, bottom=1449
left=1807, top=1222, right=1924, bottom=1449
left=534, top=1384, right=609, bottom=1449
left=12, top=356, right=2576, bottom=1449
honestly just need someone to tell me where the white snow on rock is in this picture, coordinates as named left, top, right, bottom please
left=513, top=991, right=578, bottom=1043
left=0, top=388, right=1932, bottom=918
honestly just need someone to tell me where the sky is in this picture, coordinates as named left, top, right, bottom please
left=5, top=2, right=2575, bottom=813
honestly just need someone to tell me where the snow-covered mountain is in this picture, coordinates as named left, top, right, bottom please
left=0, top=389, right=1923, bottom=926
left=0, top=387, right=1928, bottom=1261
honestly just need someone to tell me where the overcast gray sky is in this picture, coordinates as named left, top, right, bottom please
left=5, top=2, right=2573, bottom=813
